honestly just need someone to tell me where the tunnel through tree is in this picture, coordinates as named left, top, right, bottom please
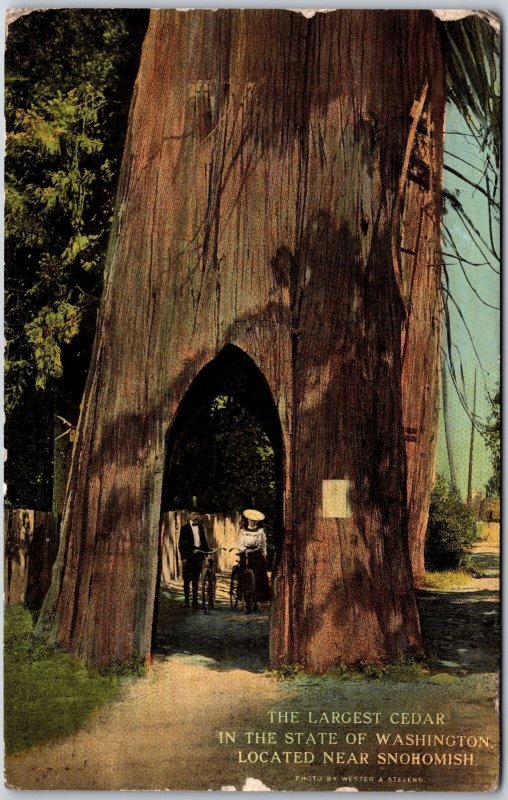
left=161, top=345, right=284, bottom=565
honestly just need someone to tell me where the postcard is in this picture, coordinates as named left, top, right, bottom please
left=4, top=7, right=500, bottom=791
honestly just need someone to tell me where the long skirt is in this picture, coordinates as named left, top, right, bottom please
left=245, top=550, right=271, bottom=602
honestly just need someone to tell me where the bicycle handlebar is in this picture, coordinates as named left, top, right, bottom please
left=193, top=548, right=224, bottom=554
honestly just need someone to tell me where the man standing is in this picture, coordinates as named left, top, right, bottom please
left=178, top=512, right=209, bottom=608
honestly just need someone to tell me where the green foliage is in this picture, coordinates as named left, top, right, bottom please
left=6, top=85, right=107, bottom=278
left=4, top=605, right=141, bottom=754
left=440, top=15, right=500, bottom=165
left=4, top=10, right=147, bottom=506
left=25, top=302, right=81, bottom=388
left=5, top=10, right=147, bottom=405
left=166, top=395, right=277, bottom=545
left=483, top=387, right=500, bottom=498
left=425, top=475, right=480, bottom=571
left=275, top=663, right=305, bottom=681
left=421, top=570, right=480, bottom=592
left=276, top=657, right=428, bottom=683
left=99, top=658, right=148, bottom=679
left=357, top=658, right=429, bottom=683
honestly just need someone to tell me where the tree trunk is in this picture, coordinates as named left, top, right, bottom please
left=400, top=87, right=445, bottom=584
left=52, top=415, right=75, bottom=514
left=466, top=370, right=477, bottom=506
left=441, top=351, right=459, bottom=490
left=38, top=9, right=444, bottom=670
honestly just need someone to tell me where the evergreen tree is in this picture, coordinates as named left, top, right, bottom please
left=5, top=10, right=148, bottom=506
left=484, top=387, right=500, bottom=498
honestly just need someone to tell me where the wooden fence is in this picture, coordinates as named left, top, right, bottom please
left=160, top=510, right=241, bottom=583
left=4, top=509, right=60, bottom=609
left=4, top=509, right=241, bottom=606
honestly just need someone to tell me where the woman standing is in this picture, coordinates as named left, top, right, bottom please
left=238, top=509, right=271, bottom=603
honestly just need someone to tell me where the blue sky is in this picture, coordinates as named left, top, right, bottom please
left=436, top=102, right=500, bottom=497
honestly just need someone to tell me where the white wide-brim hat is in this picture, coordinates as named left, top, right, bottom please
left=242, top=508, right=265, bottom=522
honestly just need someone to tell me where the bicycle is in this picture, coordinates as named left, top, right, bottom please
left=229, top=548, right=257, bottom=614
left=195, top=548, right=223, bottom=614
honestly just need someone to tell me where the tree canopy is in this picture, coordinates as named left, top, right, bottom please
left=5, top=10, right=148, bottom=506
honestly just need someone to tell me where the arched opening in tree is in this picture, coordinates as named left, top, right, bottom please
left=36, top=10, right=448, bottom=671
left=153, top=344, right=284, bottom=665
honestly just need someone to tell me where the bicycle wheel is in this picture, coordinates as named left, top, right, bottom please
left=243, top=568, right=256, bottom=614
left=209, top=570, right=216, bottom=610
left=202, top=570, right=213, bottom=614
left=230, top=567, right=240, bottom=610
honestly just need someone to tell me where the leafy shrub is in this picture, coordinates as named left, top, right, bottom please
left=275, top=663, right=305, bottom=680
left=483, top=386, right=500, bottom=498
left=425, top=475, right=480, bottom=571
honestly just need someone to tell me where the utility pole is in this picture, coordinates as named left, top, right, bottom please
left=442, top=355, right=458, bottom=492
left=467, top=369, right=477, bottom=506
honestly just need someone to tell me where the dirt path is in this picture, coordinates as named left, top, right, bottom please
left=6, top=553, right=499, bottom=791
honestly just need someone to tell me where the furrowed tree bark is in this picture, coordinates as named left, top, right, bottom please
left=38, top=9, right=444, bottom=670
left=400, top=84, right=445, bottom=584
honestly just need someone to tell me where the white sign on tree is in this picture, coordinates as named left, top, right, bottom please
left=322, top=479, right=352, bottom=519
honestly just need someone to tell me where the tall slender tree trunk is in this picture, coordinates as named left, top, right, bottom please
left=467, top=369, right=477, bottom=506
left=38, top=9, right=444, bottom=670
left=442, top=354, right=459, bottom=490
left=400, top=89, right=445, bottom=584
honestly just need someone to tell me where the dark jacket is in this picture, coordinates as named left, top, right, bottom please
left=178, top=521, right=209, bottom=560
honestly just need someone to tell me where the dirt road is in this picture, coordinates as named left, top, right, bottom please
left=6, top=544, right=499, bottom=792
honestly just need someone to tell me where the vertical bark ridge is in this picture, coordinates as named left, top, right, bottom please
left=38, top=10, right=445, bottom=670
left=400, top=59, right=445, bottom=582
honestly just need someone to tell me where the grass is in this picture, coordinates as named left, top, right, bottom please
left=274, top=662, right=306, bottom=681
left=275, top=656, right=430, bottom=684
left=4, top=606, right=144, bottom=755
left=420, top=570, right=481, bottom=592
left=356, top=658, right=430, bottom=682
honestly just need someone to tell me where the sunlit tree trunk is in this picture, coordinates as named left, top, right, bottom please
left=400, top=91, right=445, bottom=584
left=38, top=9, right=444, bottom=670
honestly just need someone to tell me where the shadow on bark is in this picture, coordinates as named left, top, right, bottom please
left=270, top=211, right=418, bottom=665
left=42, top=210, right=419, bottom=668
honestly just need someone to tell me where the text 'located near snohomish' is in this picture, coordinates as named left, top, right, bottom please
left=217, top=708, right=493, bottom=771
